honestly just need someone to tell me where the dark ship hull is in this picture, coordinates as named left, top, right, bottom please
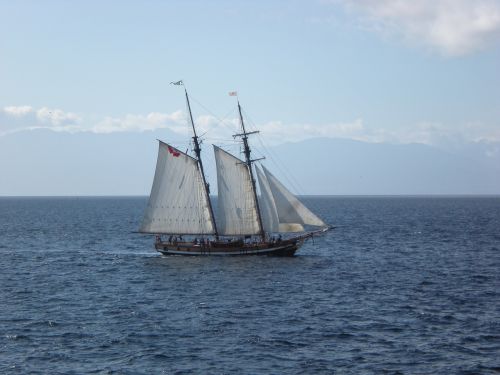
left=155, top=237, right=303, bottom=256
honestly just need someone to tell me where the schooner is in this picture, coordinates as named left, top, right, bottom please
left=139, top=82, right=330, bottom=256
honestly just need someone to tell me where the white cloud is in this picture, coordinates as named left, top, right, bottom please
left=258, top=119, right=499, bottom=148
left=4, top=105, right=33, bottom=117
left=1, top=105, right=82, bottom=135
left=36, top=107, right=81, bottom=127
left=335, top=0, right=500, bottom=56
left=258, top=118, right=365, bottom=144
left=92, top=110, right=186, bottom=134
left=360, top=120, right=500, bottom=147
left=2, top=105, right=499, bottom=147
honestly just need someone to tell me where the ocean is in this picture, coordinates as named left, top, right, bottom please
left=0, top=196, right=499, bottom=374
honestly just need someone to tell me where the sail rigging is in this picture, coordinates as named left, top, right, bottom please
left=182, top=85, right=219, bottom=238
left=139, top=87, right=331, bottom=256
left=140, top=141, right=215, bottom=235
left=261, top=165, right=326, bottom=227
left=232, top=99, right=265, bottom=240
left=213, top=145, right=261, bottom=236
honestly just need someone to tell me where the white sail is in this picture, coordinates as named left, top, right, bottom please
left=140, top=141, right=215, bottom=234
left=279, top=223, right=305, bottom=232
left=262, top=166, right=326, bottom=227
left=214, top=146, right=260, bottom=236
left=257, top=166, right=305, bottom=233
left=256, top=166, right=279, bottom=233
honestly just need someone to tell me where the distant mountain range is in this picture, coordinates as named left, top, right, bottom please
left=1, top=129, right=499, bottom=195
left=270, top=138, right=500, bottom=195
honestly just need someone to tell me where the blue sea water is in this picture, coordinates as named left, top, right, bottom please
left=0, top=196, right=499, bottom=374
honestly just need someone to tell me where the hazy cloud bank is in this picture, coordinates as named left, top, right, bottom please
left=0, top=106, right=81, bottom=135
left=333, top=0, right=500, bottom=56
left=1, top=105, right=499, bottom=148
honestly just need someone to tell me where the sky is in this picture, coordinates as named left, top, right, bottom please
left=1, top=0, right=500, bottom=195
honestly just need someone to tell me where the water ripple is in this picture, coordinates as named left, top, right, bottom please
left=0, top=196, right=499, bottom=374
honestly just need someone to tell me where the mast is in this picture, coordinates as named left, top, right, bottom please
left=234, top=98, right=265, bottom=241
left=173, top=81, right=219, bottom=238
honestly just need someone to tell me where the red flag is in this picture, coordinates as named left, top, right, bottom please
left=167, top=145, right=180, bottom=157
left=228, top=91, right=237, bottom=96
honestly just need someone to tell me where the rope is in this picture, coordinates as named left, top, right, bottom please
left=241, top=108, right=306, bottom=196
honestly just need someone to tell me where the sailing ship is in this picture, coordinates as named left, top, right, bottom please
left=139, top=82, right=330, bottom=256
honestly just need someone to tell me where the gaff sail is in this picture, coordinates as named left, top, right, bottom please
left=140, top=141, right=215, bottom=235
left=213, top=145, right=261, bottom=236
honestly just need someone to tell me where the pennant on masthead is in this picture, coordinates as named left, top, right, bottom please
left=170, top=80, right=183, bottom=86
left=229, top=91, right=237, bottom=96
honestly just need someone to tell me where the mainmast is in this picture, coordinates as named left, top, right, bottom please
left=172, top=80, right=218, bottom=238
left=233, top=96, right=265, bottom=241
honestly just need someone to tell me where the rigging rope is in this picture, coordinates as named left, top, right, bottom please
left=241, top=108, right=307, bottom=197
left=178, top=94, right=309, bottom=198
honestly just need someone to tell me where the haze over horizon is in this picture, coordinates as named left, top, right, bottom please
left=1, top=1, right=499, bottom=196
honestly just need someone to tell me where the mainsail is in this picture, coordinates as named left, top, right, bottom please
left=213, top=145, right=261, bottom=236
left=261, top=165, right=326, bottom=228
left=140, top=141, right=215, bottom=234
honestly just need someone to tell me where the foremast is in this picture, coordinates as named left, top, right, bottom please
left=233, top=97, right=266, bottom=242
left=173, top=80, right=219, bottom=239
